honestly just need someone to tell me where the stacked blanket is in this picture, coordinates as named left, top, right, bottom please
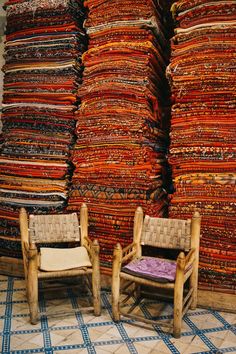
left=67, top=0, right=171, bottom=271
left=0, top=0, right=85, bottom=258
left=168, top=0, right=236, bottom=293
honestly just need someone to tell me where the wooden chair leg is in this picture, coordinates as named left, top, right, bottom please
left=92, top=274, right=101, bottom=316
left=92, top=240, right=101, bottom=316
left=25, top=281, right=29, bottom=301
left=173, top=253, right=185, bottom=338
left=189, top=272, right=198, bottom=310
left=173, top=288, right=183, bottom=338
left=134, top=284, right=141, bottom=301
left=28, top=255, right=38, bottom=324
left=112, top=243, right=122, bottom=321
left=112, top=280, right=121, bottom=321
left=190, top=211, right=201, bottom=309
left=189, top=252, right=199, bottom=310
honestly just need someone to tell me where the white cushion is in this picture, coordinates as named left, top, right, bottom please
left=40, top=246, right=92, bottom=271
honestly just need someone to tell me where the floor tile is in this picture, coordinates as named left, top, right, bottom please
left=54, top=350, right=87, bottom=354
left=188, top=312, right=223, bottom=330
left=0, top=291, right=6, bottom=302
left=0, top=276, right=235, bottom=354
left=121, top=321, right=144, bottom=337
left=7, top=335, right=24, bottom=350
left=219, top=331, right=236, bottom=348
left=91, top=325, right=123, bottom=342
left=134, top=336, right=162, bottom=350
left=10, top=332, right=44, bottom=350
left=51, top=329, right=84, bottom=346
left=133, top=342, right=154, bottom=353
left=0, top=319, right=4, bottom=332
left=113, top=343, right=136, bottom=353
left=11, top=301, right=29, bottom=316
left=11, top=316, right=41, bottom=331
left=219, top=311, right=236, bottom=324
left=95, top=343, right=124, bottom=353
left=183, top=343, right=211, bottom=353
left=150, top=341, right=173, bottom=353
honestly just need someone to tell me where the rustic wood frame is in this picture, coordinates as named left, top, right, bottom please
left=112, top=207, right=201, bottom=338
left=19, top=203, right=101, bottom=324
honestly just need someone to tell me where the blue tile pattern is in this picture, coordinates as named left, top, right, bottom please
left=0, top=276, right=235, bottom=353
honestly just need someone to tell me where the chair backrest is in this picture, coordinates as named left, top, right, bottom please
left=29, top=213, right=80, bottom=244
left=141, top=215, right=192, bottom=251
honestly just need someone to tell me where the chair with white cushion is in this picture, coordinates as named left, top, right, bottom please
left=19, top=203, right=101, bottom=324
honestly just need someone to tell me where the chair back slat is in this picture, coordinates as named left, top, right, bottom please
left=141, top=216, right=191, bottom=251
left=29, top=213, right=80, bottom=243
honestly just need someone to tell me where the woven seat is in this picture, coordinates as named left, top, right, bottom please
left=19, top=203, right=101, bottom=324
left=112, top=207, right=201, bottom=338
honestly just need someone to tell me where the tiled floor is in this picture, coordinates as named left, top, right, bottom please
left=0, top=275, right=235, bottom=353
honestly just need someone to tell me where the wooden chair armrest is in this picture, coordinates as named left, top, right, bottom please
left=121, top=242, right=137, bottom=263
left=22, top=240, right=29, bottom=254
left=122, top=242, right=135, bottom=254
left=84, top=236, right=99, bottom=260
left=19, top=207, right=30, bottom=246
left=185, top=248, right=195, bottom=271
left=176, top=251, right=185, bottom=272
left=113, top=241, right=137, bottom=275
left=28, top=242, right=38, bottom=259
left=84, top=235, right=93, bottom=247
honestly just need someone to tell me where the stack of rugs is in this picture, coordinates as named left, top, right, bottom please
left=67, top=0, right=171, bottom=271
left=0, top=0, right=86, bottom=258
left=167, top=0, right=236, bottom=293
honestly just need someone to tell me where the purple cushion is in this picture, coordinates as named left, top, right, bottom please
left=122, top=257, right=177, bottom=282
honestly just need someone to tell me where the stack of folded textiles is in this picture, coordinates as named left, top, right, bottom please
left=167, top=0, right=236, bottom=293
left=0, top=0, right=86, bottom=258
left=67, top=0, right=171, bottom=271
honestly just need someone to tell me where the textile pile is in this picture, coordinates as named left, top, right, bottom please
left=0, top=0, right=85, bottom=258
left=67, top=0, right=171, bottom=271
left=167, top=0, right=236, bottom=293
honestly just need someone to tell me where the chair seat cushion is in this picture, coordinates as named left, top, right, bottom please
left=122, top=256, right=177, bottom=282
left=40, top=246, right=92, bottom=271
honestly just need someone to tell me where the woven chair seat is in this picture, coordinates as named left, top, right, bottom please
left=40, top=246, right=92, bottom=272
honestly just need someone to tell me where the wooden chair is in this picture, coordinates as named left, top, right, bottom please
left=112, top=207, right=201, bottom=338
left=19, top=203, right=101, bottom=324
